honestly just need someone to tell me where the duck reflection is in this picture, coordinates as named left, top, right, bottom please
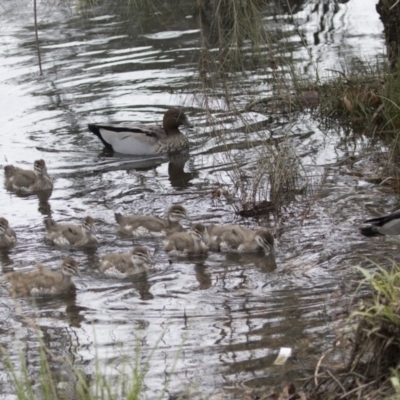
left=0, top=248, right=15, bottom=268
left=65, top=302, right=86, bottom=328
left=37, top=189, right=53, bottom=216
left=194, top=263, right=212, bottom=290
left=4, top=188, right=53, bottom=217
left=131, top=273, right=154, bottom=300
left=39, top=292, right=86, bottom=328
left=99, top=150, right=197, bottom=189
left=223, top=252, right=277, bottom=273
left=167, top=152, right=197, bottom=189
left=108, top=273, right=154, bottom=301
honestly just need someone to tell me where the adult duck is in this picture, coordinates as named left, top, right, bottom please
left=360, top=210, right=400, bottom=237
left=88, top=108, right=193, bottom=155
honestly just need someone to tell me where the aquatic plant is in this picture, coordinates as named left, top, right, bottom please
left=304, top=261, right=400, bottom=399
left=0, top=306, right=186, bottom=400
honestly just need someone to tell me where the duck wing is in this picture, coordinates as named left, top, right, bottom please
left=88, top=123, right=166, bottom=155
left=360, top=211, right=400, bottom=236
left=5, top=168, right=36, bottom=189
left=364, top=211, right=400, bottom=226
left=59, top=224, right=83, bottom=245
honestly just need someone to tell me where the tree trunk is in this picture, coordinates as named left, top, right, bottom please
left=376, top=0, right=400, bottom=69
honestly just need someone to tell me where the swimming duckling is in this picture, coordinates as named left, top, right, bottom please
left=99, top=246, right=151, bottom=278
left=44, top=216, right=97, bottom=247
left=206, top=224, right=274, bottom=253
left=4, top=257, right=79, bottom=296
left=164, top=223, right=208, bottom=256
left=4, top=159, right=53, bottom=192
left=88, top=108, right=192, bottom=155
left=114, top=205, right=187, bottom=236
left=206, top=224, right=249, bottom=252
left=236, top=229, right=274, bottom=253
left=0, top=217, right=17, bottom=248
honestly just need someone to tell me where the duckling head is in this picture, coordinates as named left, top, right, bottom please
left=34, top=159, right=47, bottom=175
left=130, top=246, right=151, bottom=266
left=0, top=218, right=9, bottom=234
left=168, top=205, right=188, bottom=222
left=82, top=216, right=96, bottom=233
left=61, top=257, right=80, bottom=277
left=190, top=223, right=206, bottom=241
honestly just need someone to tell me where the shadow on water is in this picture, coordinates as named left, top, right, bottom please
left=0, top=0, right=389, bottom=398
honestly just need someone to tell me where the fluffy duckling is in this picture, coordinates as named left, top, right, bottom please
left=0, top=217, right=17, bottom=248
left=164, top=223, right=208, bottom=256
left=206, top=224, right=274, bottom=253
left=114, top=205, right=187, bottom=236
left=4, top=257, right=79, bottom=296
left=206, top=224, right=249, bottom=252
left=4, top=159, right=53, bottom=192
left=360, top=210, right=400, bottom=237
left=44, top=216, right=97, bottom=247
left=99, top=246, right=151, bottom=278
left=237, top=229, right=274, bottom=253
left=88, top=108, right=192, bottom=155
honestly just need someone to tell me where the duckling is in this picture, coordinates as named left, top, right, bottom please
left=164, top=223, right=208, bottom=256
left=4, top=257, right=79, bottom=296
left=360, top=210, right=400, bottom=237
left=99, top=246, right=151, bottom=278
left=205, top=224, right=249, bottom=251
left=237, top=229, right=274, bottom=253
left=44, top=216, right=97, bottom=247
left=4, top=159, right=53, bottom=192
left=114, top=205, right=187, bottom=236
left=206, top=224, right=274, bottom=253
left=88, top=108, right=193, bottom=155
left=0, top=217, right=17, bottom=248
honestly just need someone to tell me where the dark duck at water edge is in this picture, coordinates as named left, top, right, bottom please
left=360, top=210, right=400, bottom=237
left=88, top=108, right=193, bottom=155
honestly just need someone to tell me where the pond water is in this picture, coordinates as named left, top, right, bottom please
left=0, top=0, right=394, bottom=398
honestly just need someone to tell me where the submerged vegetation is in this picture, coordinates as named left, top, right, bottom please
left=1, top=312, right=183, bottom=400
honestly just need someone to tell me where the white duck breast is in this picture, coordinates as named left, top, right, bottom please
left=88, top=108, right=192, bottom=155
left=94, top=125, right=167, bottom=155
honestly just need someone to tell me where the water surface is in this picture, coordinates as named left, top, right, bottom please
left=0, top=0, right=392, bottom=398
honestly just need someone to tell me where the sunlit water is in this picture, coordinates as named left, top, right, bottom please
left=0, top=0, right=393, bottom=398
